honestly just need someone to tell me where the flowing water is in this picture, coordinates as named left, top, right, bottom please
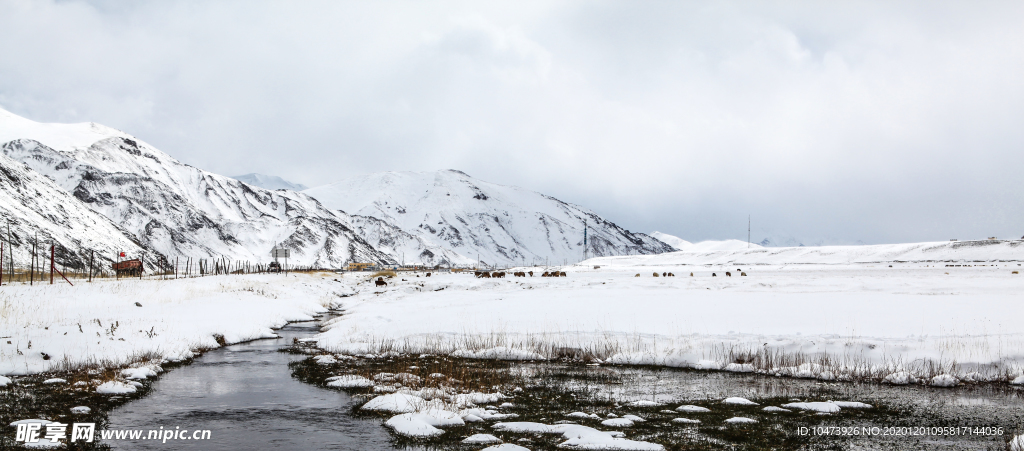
left=105, top=319, right=399, bottom=450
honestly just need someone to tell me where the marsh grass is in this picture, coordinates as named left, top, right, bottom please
left=315, top=329, right=1024, bottom=386
left=290, top=351, right=1024, bottom=450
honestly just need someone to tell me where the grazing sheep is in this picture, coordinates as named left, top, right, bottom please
left=690, top=272, right=693, bottom=277
left=712, top=273, right=717, bottom=277
left=726, top=272, right=732, bottom=277
left=667, top=272, right=674, bottom=277
left=653, top=272, right=660, bottom=277
left=635, top=273, right=640, bottom=277
left=528, top=271, right=534, bottom=277
left=481, top=272, right=492, bottom=278
left=542, top=271, right=550, bottom=277
left=741, top=272, right=747, bottom=276
left=559, top=271, right=567, bottom=277
left=375, top=277, right=387, bottom=287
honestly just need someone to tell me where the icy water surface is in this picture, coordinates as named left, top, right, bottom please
left=105, top=320, right=400, bottom=451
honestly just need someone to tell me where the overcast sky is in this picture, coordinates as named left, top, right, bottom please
left=1, top=0, right=1022, bottom=245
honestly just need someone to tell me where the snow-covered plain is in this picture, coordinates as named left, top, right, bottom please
left=317, top=254, right=1024, bottom=383
left=0, top=274, right=345, bottom=375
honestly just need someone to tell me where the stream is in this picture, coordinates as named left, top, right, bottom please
left=105, top=318, right=399, bottom=450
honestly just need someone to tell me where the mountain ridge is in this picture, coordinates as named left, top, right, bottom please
left=304, top=169, right=675, bottom=266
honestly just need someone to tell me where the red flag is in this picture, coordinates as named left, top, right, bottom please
left=119, top=252, right=126, bottom=257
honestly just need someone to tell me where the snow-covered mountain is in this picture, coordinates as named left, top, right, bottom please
left=586, top=239, right=1024, bottom=266
left=231, top=173, right=308, bottom=191
left=0, top=107, right=392, bottom=268
left=650, top=231, right=762, bottom=252
left=650, top=231, right=691, bottom=250
left=0, top=151, right=164, bottom=271
left=304, top=170, right=674, bottom=266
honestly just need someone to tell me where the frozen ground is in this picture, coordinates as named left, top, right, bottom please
left=0, top=274, right=348, bottom=375
left=317, top=259, right=1024, bottom=383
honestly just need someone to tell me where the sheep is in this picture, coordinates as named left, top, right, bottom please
left=653, top=272, right=660, bottom=277
left=740, top=272, right=747, bottom=276
left=635, top=273, right=640, bottom=277
left=726, top=272, right=732, bottom=277
left=667, top=272, right=674, bottom=277
left=559, top=271, right=567, bottom=277
left=375, top=277, right=387, bottom=287
left=426, top=272, right=431, bottom=277
left=712, top=273, right=717, bottom=277
left=528, top=271, right=534, bottom=277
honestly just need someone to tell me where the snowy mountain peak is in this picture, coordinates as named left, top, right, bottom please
left=0, top=106, right=130, bottom=153
left=231, top=173, right=308, bottom=191
left=304, top=170, right=674, bottom=266
left=650, top=232, right=692, bottom=251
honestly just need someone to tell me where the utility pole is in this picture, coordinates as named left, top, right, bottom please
left=6, top=222, right=11, bottom=283
left=583, top=218, right=588, bottom=262
left=30, top=233, right=36, bottom=286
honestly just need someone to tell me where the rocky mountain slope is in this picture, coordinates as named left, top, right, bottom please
left=231, top=173, right=308, bottom=191
left=0, top=151, right=163, bottom=271
left=0, top=108, right=391, bottom=268
left=304, top=170, right=674, bottom=267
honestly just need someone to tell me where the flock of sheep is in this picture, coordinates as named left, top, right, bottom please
left=634, top=270, right=748, bottom=277
left=473, top=270, right=567, bottom=278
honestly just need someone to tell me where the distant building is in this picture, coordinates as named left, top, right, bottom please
left=345, top=262, right=375, bottom=271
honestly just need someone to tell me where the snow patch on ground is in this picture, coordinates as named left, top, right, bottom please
left=326, top=375, right=374, bottom=388
left=96, top=381, right=136, bottom=394
left=723, top=397, right=758, bottom=406
left=361, top=393, right=426, bottom=413
left=384, top=409, right=464, bottom=437
left=781, top=402, right=841, bottom=414
left=462, top=433, right=502, bottom=444
left=493, top=422, right=664, bottom=450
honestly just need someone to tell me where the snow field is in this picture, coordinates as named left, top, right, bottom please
left=0, top=273, right=343, bottom=375
left=316, top=265, right=1024, bottom=384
